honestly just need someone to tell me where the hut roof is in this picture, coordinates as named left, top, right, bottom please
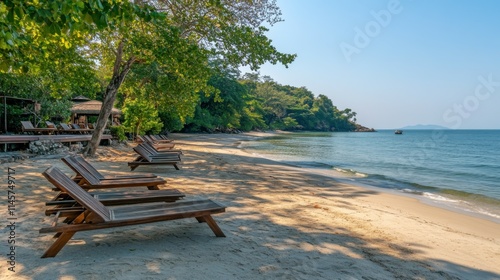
left=71, top=100, right=121, bottom=115
left=71, top=95, right=92, bottom=102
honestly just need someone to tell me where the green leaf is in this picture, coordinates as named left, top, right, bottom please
left=14, top=7, right=24, bottom=18
left=76, top=1, right=85, bottom=9
left=7, top=8, right=15, bottom=22
left=84, top=13, right=93, bottom=24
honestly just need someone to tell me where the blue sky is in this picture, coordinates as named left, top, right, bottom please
left=244, top=0, right=500, bottom=129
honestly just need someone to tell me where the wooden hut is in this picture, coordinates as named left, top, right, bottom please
left=70, top=100, right=121, bottom=128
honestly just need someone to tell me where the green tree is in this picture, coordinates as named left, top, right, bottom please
left=86, top=0, right=295, bottom=156
left=122, top=97, right=163, bottom=140
left=184, top=68, right=247, bottom=132
left=311, top=94, right=336, bottom=131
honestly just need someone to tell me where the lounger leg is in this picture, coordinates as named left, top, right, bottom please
left=202, top=215, right=225, bottom=237
left=53, top=212, right=86, bottom=238
left=42, top=231, right=76, bottom=258
left=130, top=165, right=138, bottom=171
left=147, top=186, right=160, bottom=190
left=173, top=164, right=180, bottom=170
left=196, top=217, right=205, bottom=223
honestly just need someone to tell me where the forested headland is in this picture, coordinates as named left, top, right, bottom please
left=0, top=70, right=361, bottom=131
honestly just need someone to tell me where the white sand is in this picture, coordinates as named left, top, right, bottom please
left=0, top=132, right=499, bottom=280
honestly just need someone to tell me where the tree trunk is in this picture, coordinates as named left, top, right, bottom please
left=84, top=40, right=135, bottom=156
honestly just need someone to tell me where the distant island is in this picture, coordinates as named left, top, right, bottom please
left=399, top=124, right=450, bottom=130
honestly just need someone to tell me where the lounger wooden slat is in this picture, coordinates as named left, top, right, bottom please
left=40, top=167, right=226, bottom=258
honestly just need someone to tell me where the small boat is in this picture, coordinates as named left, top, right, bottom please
left=395, top=130, right=403, bottom=134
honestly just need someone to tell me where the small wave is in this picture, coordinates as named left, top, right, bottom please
left=401, top=188, right=424, bottom=195
left=333, top=167, right=368, bottom=177
left=422, top=192, right=460, bottom=203
left=470, top=208, right=500, bottom=220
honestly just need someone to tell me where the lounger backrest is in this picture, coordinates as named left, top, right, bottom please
left=59, top=123, right=71, bottom=130
left=21, top=121, right=35, bottom=129
left=74, top=156, right=105, bottom=180
left=133, top=145, right=153, bottom=162
left=135, top=135, right=146, bottom=143
left=140, top=143, right=160, bottom=155
left=143, top=135, right=156, bottom=143
left=61, top=156, right=101, bottom=185
left=42, top=167, right=111, bottom=222
left=151, top=135, right=169, bottom=141
left=46, top=121, right=56, bottom=128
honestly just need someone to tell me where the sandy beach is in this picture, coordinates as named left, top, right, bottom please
left=1, top=132, right=499, bottom=280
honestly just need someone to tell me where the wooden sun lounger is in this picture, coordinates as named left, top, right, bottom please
left=61, top=156, right=167, bottom=190
left=128, top=145, right=181, bottom=171
left=44, top=162, right=184, bottom=222
left=40, top=166, right=226, bottom=258
left=21, top=121, right=57, bottom=135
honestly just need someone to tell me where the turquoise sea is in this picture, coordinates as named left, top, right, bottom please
left=241, top=130, right=500, bottom=222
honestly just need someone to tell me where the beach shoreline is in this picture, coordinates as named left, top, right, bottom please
left=238, top=131, right=500, bottom=225
left=1, top=132, right=499, bottom=279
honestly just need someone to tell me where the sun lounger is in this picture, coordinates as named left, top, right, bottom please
left=21, top=121, right=57, bottom=135
left=40, top=166, right=226, bottom=258
left=61, top=156, right=167, bottom=190
left=128, top=144, right=181, bottom=171
left=44, top=161, right=184, bottom=222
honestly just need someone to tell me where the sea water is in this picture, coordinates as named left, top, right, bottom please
left=240, top=130, right=500, bottom=222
